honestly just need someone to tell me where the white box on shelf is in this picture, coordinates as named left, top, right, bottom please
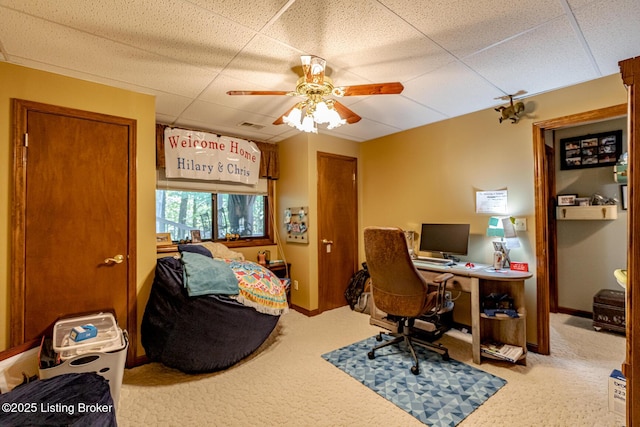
left=608, top=369, right=626, bottom=417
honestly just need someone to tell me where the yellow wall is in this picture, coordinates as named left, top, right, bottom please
left=360, top=73, right=627, bottom=343
left=277, top=132, right=360, bottom=310
left=0, top=62, right=157, bottom=355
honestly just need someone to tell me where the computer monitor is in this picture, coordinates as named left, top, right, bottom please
left=419, top=223, right=470, bottom=261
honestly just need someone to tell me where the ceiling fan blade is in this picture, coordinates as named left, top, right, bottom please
left=335, top=82, right=404, bottom=97
left=333, top=101, right=361, bottom=124
left=227, top=90, right=291, bottom=96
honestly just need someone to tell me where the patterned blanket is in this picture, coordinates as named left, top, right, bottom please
left=226, top=260, right=289, bottom=316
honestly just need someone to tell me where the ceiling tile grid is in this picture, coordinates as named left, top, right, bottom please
left=1, top=0, right=639, bottom=143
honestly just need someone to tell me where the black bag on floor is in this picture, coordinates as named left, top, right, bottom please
left=345, top=263, right=370, bottom=310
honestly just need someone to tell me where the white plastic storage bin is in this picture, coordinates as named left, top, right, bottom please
left=53, top=312, right=122, bottom=360
left=40, top=330, right=128, bottom=407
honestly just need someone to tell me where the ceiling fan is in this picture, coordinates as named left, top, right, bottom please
left=227, top=55, right=404, bottom=133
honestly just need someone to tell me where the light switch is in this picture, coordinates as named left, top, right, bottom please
left=514, top=218, right=527, bottom=231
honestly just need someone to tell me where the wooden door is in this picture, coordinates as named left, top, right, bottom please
left=11, top=99, right=137, bottom=364
left=317, top=152, right=358, bottom=312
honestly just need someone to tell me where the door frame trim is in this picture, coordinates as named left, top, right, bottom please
left=532, top=103, right=627, bottom=355
left=10, top=99, right=138, bottom=366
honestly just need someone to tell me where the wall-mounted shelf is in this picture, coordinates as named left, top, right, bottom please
left=556, top=205, right=617, bottom=220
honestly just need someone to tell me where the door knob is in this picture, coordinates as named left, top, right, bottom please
left=104, top=254, right=124, bottom=264
left=322, top=239, right=334, bottom=245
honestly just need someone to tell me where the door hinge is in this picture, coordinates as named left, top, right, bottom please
left=352, top=173, right=356, bottom=181
left=22, top=133, right=28, bottom=163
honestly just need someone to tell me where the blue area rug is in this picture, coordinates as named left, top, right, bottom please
left=321, top=336, right=506, bottom=426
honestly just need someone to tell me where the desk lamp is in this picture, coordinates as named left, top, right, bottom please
left=486, top=216, right=520, bottom=267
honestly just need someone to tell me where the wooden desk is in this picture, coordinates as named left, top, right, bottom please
left=371, top=260, right=532, bottom=365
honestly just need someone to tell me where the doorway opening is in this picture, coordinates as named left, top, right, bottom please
left=533, top=104, right=627, bottom=355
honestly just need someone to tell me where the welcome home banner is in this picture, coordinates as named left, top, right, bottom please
left=164, top=128, right=261, bottom=185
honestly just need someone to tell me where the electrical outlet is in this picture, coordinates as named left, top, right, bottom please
left=514, top=218, right=527, bottom=231
left=293, top=280, right=299, bottom=291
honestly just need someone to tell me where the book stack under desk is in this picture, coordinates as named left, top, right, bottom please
left=480, top=342, right=525, bottom=363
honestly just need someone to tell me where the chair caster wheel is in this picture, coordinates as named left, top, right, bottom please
left=376, top=334, right=383, bottom=341
left=411, top=366, right=420, bottom=375
left=367, top=351, right=375, bottom=360
left=442, top=352, right=450, bottom=361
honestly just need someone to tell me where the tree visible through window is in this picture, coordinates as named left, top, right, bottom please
left=156, top=190, right=267, bottom=242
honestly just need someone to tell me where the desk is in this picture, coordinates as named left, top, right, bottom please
left=370, top=260, right=532, bottom=365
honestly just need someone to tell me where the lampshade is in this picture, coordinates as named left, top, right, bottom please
left=283, top=98, right=346, bottom=133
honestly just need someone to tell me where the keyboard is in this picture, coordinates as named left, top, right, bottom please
left=413, top=258, right=454, bottom=267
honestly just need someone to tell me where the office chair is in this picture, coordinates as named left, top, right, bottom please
left=364, top=226, right=451, bottom=375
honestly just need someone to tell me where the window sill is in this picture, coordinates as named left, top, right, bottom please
left=156, top=238, right=275, bottom=255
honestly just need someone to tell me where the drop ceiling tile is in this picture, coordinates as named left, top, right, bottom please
left=176, top=115, right=286, bottom=142
left=323, top=117, right=406, bottom=142
left=351, top=95, right=447, bottom=129
left=220, top=35, right=303, bottom=87
left=1, top=0, right=255, bottom=72
left=180, top=99, right=285, bottom=136
left=262, top=0, right=454, bottom=82
left=403, top=61, right=505, bottom=117
left=380, top=0, right=565, bottom=58
left=464, top=17, right=598, bottom=96
left=0, top=9, right=218, bottom=97
left=189, top=0, right=290, bottom=32
left=573, top=0, right=640, bottom=75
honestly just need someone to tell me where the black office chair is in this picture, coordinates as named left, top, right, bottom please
left=364, top=226, right=451, bottom=375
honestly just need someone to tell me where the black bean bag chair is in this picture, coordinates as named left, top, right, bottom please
left=141, top=256, right=279, bottom=373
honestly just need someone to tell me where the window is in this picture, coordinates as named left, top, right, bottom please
left=156, top=180, right=274, bottom=247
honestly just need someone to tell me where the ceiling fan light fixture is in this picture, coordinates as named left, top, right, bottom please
left=283, top=103, right=303, bottom=128
left=313, top=100, right=331, bottom=124
left=301, top=54, right=326, bottom=85
left=327, top=108, right=346, bottom=129
left=301, top=113, right=317, bottom=133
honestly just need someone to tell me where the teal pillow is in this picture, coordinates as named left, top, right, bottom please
left=181, top=251, right=239, bottom=297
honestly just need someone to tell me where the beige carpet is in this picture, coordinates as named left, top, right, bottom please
left=117, top=307, right=626, bottom=426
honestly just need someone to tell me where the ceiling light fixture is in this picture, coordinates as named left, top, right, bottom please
left=280, top=55, right=346, bottom=133
left=227, top=54, right=404, bottom=132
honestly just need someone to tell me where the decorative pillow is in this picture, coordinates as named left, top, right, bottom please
left=200, top=242, right=245, bottom=261
left=180, top=251, right=239, bottom=297
left=178, top=244, right=213, bottom=258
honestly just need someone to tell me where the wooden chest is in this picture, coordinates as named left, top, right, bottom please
left=593, top=289, right=626, bottom=334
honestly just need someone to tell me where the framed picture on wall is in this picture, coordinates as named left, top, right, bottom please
left=156, top=232, right=172, bottom=247
left=557, top=194, right=577, bottom=206
left=560, top=130, right=622, bottom=170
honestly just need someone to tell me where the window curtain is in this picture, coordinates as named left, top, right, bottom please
left=155, top=124, right=279, bottom=179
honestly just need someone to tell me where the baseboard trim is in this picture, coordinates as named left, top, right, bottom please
left=289, top=304, right=319, bottom=317
left=556, top=307, right=592, bottom=319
